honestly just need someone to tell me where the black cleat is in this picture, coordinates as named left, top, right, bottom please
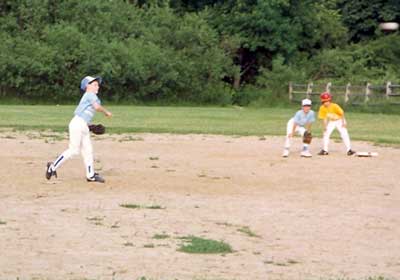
left=318, top=150, right=329, bottom=156
left=347, top=149, right=356, bottom=156
left=45, top=162, right=57, bottom=180
left=87, top=173, right=105, bottom=183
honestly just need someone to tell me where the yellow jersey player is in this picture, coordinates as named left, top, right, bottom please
left=317, top=92, right=355, bottom=156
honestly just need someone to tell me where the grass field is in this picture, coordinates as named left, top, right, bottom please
left=0, top=105, right=399, bottom=145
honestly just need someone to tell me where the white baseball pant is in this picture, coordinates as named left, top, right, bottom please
left=51, top=115, right=95, bottom=178
left=284, top=118, right=308, bottom=149
left=323, top=119, right=351, bottom=152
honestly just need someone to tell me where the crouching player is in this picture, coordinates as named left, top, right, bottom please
left=282, top=98, right=315, bottom=158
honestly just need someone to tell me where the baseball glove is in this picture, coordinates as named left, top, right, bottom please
left=88, top=124, right=106, bottom=135
left=303, top=131, right=312, bottom=144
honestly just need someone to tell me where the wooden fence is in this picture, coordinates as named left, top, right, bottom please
left=289, top=82, right=400, bottom=105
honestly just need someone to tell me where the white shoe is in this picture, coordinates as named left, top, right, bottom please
left=282, top=149, right=289, bottom=158
left=300, top=150, right=312, bottom=158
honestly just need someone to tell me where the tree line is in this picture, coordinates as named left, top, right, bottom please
left=0, top=0, right=399, bottom=105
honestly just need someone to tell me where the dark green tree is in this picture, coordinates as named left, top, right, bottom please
left=203, top=0, right=347, bottom=87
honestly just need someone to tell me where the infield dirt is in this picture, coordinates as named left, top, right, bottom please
left=0, top=132, right=399, bottom=280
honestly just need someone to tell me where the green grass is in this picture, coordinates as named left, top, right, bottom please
left=146, top=205, right=164, bottom=209
left=237, top=226, right=261, bottom=238
left=0, top=105, right=399, bottom=145
left=0, top=220, right=6, bottom=225
left=177, top=236, right=233, bottom=254
left=119, top=204, right=141, bottom=209
left=86, top=216, right=104, bottom=222
left=120, top=204, right=165, bottom=210
left=152, top=233, right=170, bottom=239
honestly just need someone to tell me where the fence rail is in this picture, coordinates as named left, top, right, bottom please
left=289, top=82, right=400, bottom=105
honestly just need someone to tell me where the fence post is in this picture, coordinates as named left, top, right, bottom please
left=289, top=82, right=293, bottom=101
left=345, top=83, right=351, bottom=104
left=365, top=83, right=371, bottom=103
left=326, top=82, right=332, bottom=93
left=386, top=81, right=392, bottom=99
left=306, top=82, right=313, bottom=99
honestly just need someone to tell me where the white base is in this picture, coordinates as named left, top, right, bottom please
left=355, top=152, right=378, bottom=157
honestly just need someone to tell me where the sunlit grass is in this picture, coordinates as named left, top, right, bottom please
left=0, top=105, right=399, bottom=145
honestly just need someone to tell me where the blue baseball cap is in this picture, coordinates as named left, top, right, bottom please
left=80, top=76, right=102, bottom=92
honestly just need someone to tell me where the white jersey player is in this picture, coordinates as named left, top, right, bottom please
left=46, top=76, right=112, bottom=183
left=282, top=99, right=315, bottom=158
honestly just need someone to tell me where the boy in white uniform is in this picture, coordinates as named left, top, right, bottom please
left=46, top=76, right=112, bottom=183
left=282, top=99, right=315, bottom=158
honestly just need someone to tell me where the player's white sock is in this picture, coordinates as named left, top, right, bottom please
left=86, top=165, right=95, bottom=179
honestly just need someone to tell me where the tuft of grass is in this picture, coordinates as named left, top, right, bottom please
left=110, top=222, right=120, bottom=229
left=123, top=242, right=134, bottom=247
left=143, top=243, right=155, bottom=248
left=120, top=204, right=141, bottom=209
left=215, top=222, right=234, bottom=227
left=0, top=220, right=6, bottom=225
left=149, top=157, right=159, bottom=160
left=287, top=259, right=300, bottom=264
left=120, top=204, right=165, bottom=210
left=152, top=234, right=170, bottom=239
left=237, top=226, right=261, bottom=238
left=86, top=216, right=104, bottom=221
left=118, top=135, right=144, bottom=142
left=146, top=205, right=164, bottom=209
left=177, top=235, right=233, bottom=254
left=2, top=135, right=16, bottom=139
left=264, top=259, right=301, bottom=267
left=39, top=132, right=66, bottom=141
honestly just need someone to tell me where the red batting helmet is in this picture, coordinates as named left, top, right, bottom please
left=320, top=92, right=332, bottom=102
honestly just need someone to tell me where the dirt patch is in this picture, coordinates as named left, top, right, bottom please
left=0, top=132, right=399, bottom=280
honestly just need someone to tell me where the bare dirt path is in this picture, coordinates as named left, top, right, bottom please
left=0, top=132, right=399, bottom=280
